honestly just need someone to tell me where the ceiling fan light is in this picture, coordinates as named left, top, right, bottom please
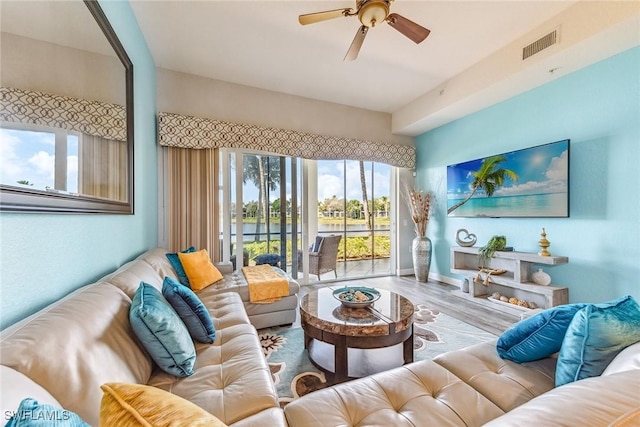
left=359, top=1, right=389, bottom=27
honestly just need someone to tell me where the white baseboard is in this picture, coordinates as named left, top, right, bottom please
left=396, top=270, right=463, bottom=289
left=428, top=272, right=462, bottom=287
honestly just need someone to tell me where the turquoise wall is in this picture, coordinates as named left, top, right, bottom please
left=416, top=46, right=640, bottom=303
left=0, top=0, right=157, bottom=329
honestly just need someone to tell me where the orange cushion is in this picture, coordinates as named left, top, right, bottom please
left=177, top=249, right=223, bottom=291
left=100, top=382, right=227, bottom=426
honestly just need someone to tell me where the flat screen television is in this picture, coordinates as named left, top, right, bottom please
left=447, top=139, right=569, bottom=218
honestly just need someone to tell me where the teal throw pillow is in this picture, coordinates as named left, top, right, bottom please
left=129, top=282, right=196, bottom=377
left=6, top=398, right=89, bottom=426
left=165, top=246, right=196, bottom=286
left=496, top=303, right=586, bottom=362
left=162, top=276, right=216, bottom=344
left=556, top=295, right=640, bottom=386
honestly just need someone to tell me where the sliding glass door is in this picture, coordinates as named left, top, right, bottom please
left=222, top=150, right=392, bottom=282
left=316, top=159, right=391, bottom=280
left=225, top=151, right=301, bottom=274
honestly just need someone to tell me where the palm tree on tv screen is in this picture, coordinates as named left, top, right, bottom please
left=447, top=155, right=518, bottom=214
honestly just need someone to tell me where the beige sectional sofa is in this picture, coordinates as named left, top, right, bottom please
left=0, top=248, right=293, bottom=426
left=284, top=324, right=640, bottom=426
left=2, top=246, right=639, bottom=426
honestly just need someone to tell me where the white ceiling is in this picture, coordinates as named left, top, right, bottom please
left=4, top=1, right=633, bottom=137
left=130, top=1, right=578, bottom=115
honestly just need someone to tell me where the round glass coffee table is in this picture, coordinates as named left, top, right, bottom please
left=300, top=286, right=414, bottom=384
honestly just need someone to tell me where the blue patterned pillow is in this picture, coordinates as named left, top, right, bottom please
left=556, top=295, right=640, bottom=386
left=254, top=253, right=280, bottom=266
left=496, top=303, right=587, bottom=362
left=6, top=398, right=89, bottom=426
left=166, top=247, right=195, bottom=286
left=162, top=276, right=216, bottom=344
left=130, top=282, right=196, bottom=377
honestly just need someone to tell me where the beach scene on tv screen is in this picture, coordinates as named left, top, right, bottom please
left=447, top=140, right=569, bottom=218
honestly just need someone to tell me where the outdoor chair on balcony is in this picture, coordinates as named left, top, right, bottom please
left=306, top=234, right=342, bottom=280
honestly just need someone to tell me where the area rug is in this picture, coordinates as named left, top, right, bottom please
left=258, top=304, right=496, bottom=407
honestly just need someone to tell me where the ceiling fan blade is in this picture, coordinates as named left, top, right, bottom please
left=386, top=13, right=430, bottom=44
left=344, top=25, right=368, bottom=61
left=299, top=8, right=351, bottom=25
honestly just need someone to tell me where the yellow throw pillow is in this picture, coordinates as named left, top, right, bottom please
left=100, top=382, right=227, bottom=427
left=177, top=249, right=223, bottom=291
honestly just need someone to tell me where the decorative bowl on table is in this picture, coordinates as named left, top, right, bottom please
left=332, top=287, right=381, bottom=308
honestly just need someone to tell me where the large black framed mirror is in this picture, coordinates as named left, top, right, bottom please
left=0, top=0, right=134, bottom=213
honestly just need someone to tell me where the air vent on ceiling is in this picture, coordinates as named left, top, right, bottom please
left=522, top=29, right=558, bottom=60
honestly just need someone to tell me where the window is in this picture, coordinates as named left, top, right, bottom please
left=223, top=151, right=301, bottom=274
left=316, top=160, right=392, bottom=279
left=220, top=150, right=394, bottom=283
left=0, top=123, right=79, bottom=195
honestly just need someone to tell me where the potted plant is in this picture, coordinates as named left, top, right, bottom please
left=403, top=183, right=432, bottom=282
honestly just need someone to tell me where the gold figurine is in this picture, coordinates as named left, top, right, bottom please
left=538, top=228, right=551, bottom=256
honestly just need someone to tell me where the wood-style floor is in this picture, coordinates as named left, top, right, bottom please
left=299, top=275, right=519, bottom=336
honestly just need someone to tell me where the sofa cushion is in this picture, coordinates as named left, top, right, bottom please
left=198, top=266, right=299, bottom=304
left=496, top=303, right=586, bottom=363
left=556, top=295, right=640, bottom=386
left=434, top=340, right=556, bottom=412
left=229, top=408, right=288, bottom=427
left=1, top=366, right=62, bottom=422
left=482, top=370, right=640, bottom=426
left=100, top=382, right=227, bottom=427
left=147, top=292, right=281, bottom=425
left=6, top=398, right=89, bottom=427
left=178, top=249, right=223, bottom=291
left=138, top=247, right=186, bottom=278
left=603, top=341, right=640, bottom=375
left=284, top=359, right=504, bottom=427
left=100, top=257, right=166, bottom=299
left=0, top=284, right=153, bottom=426
left=130, top=282, right=196, bottom=377
left=162, top=276, right=216, bottom=343
left=166, top=246, right=196, bottom=286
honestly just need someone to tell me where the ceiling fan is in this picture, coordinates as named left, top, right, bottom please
left=298, top=0, right=430, bottom=61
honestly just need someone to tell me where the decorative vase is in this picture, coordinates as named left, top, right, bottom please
left=412, top=236, right=432, bottom=282
left=531, top=268, right=551, bottom=286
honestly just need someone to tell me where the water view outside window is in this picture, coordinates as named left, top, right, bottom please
left=317, top=160, right=391, bottom=278
left=225, top=152, right=391, bottom=281
left=228, top=154, right=301, bottom=273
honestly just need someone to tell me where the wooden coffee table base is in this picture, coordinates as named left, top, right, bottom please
left=300, top=287, right=415, bottom=384
left=302, top=318, right=414, bottom=384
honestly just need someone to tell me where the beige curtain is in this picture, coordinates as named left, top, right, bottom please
left=80, top=134, right=127, bottom=201
left=166, top=147, right=220, bottom=261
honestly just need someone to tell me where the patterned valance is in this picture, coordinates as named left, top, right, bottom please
left=158, top=112, right=415, bottom=168
left=0, top=87, right=126, bottom=141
